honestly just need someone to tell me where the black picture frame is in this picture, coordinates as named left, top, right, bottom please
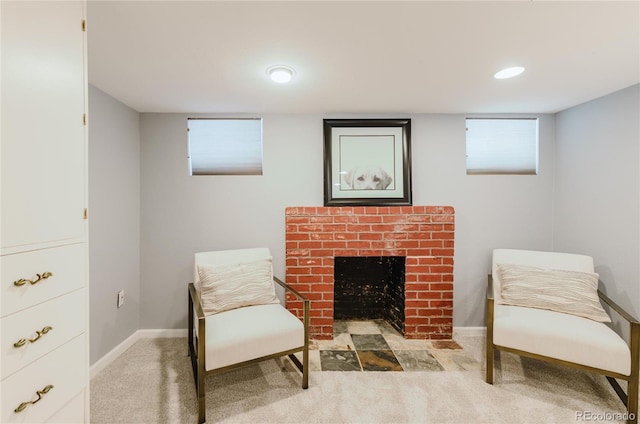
left=323, top=119, right=412, bottom=206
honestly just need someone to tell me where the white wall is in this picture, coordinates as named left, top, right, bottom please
left=554, top=84, right=640, bottom=321
left=89, top=85, right=141, bottom=364
left=139, top=113, right=555, bottom=329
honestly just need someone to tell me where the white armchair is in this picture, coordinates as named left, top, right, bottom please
left=486, top=249, right=638, bottom=423
left=188, top=248, right=309, bottom=424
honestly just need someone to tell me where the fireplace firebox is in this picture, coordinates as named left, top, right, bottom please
left=334, top=256, right=406, bottom=334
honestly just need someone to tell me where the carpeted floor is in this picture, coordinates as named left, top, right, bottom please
left=90, top=332, right=629, bottom=423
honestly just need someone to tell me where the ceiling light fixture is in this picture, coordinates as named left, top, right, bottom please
left=267, top=65, right=295, bottom=84
left=494, top=66, right=525, bottom=79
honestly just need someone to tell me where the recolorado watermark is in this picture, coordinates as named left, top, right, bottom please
left=576, top=411, right=635, bottom=422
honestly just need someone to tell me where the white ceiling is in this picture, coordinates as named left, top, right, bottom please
left=87, top=1, right=640, bottom=114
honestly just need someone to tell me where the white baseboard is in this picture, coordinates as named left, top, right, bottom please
left=90, top=331, right=140, bottom=379
left=90, top=329, right=187, bottom=379
left=453, top=326, right=486, bottom=337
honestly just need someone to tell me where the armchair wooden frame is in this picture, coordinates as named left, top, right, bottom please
left=486, top=275, right=639, bottom=424
left=188, top=277, right=309, bottom=424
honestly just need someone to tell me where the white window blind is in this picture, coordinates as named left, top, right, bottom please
left=188, top=118, right=263, bottom=175
left=465, top=118, right=538, bottom=175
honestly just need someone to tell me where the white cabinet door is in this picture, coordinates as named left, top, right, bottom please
left=1, top=0, right=86, bottom=252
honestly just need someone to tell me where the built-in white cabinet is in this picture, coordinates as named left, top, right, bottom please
left=1, top=1, right=89, bottom=422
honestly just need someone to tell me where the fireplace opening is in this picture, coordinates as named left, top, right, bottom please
left=334, top=256, right=406, bottom=334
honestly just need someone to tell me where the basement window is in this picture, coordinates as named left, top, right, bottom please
left=188, top=118, right=263, bottom=175
left=465, top=118, right=538, bottom=175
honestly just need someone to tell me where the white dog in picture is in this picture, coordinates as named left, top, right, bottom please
left=343, top=166, right=393, bottom=190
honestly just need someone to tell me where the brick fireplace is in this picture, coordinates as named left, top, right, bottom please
left=285, top=206, right=454, bottom=340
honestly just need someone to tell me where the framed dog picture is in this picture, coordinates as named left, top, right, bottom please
left=323, top=118, right=412, bottom=206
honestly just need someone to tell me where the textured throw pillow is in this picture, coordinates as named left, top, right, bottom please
left=198, top=258, right=279, bottom=315
left=497, top=263, right=611, bottom=322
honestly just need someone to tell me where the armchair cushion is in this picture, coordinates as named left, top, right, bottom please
left=497, top=263, right=611, bottom=322
left=494, top=304, right=630, bottom=375
left=204, top=303, right=305, bottom=370
left=198, top=258, right=279, bottom=315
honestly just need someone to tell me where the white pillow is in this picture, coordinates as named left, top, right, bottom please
left=198, top=258, right=279, bottom=315
left=497, top=263, right=611, bottom=322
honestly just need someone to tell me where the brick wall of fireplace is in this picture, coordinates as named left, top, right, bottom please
left=285, top=206, right=455, bottom=340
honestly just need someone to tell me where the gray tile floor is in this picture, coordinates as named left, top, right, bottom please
left=306, top=319, right=480, bottom=372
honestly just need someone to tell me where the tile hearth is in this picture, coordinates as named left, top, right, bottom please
left=304, top=319, right=479, bottom=372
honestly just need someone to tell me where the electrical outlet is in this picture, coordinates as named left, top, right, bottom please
left=117, top=290, right=125, bottom=308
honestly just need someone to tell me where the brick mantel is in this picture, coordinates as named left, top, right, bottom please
left=285, top=206, right=455, bottom=340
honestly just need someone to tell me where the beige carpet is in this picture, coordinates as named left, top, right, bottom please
left=90, top=336, right=629, bottom=423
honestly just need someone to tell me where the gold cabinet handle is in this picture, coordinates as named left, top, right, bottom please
left=14, top=272, right=53, bottom=287
left=13, top=326, right=53, bottom=348
left=14, top=385, right=54, bottom=413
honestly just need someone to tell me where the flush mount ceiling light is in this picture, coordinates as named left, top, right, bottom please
left=494, top=66, right=525, bottom=79
left=266, top=65, right=295, bottom=83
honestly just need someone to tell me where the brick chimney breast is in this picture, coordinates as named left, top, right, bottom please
left=285, top=206, right=454, bottom=340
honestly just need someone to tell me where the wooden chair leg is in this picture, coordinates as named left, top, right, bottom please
left=302, top=346, right=309, bottom=389
left=486, top=347, right=494, bottom=384
left=197, top=370, right=205, bottom=424
left=628, top=320, right=639, bottom=423
left=486, top=296, right=495, bottom=384
left=628, top=372, right=638, bottom=424
left=302, top=296, right=310, bottom=389
left=288, top=352, right=309, bottom=389
left=193, top=332, right=205, bottom=423
left=196, top=294, right=207, bottom=424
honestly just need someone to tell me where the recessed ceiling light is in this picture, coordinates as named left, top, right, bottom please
left=494, top=66, right=525, bottom=79
left=267, top=65, right=295, bottom=83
